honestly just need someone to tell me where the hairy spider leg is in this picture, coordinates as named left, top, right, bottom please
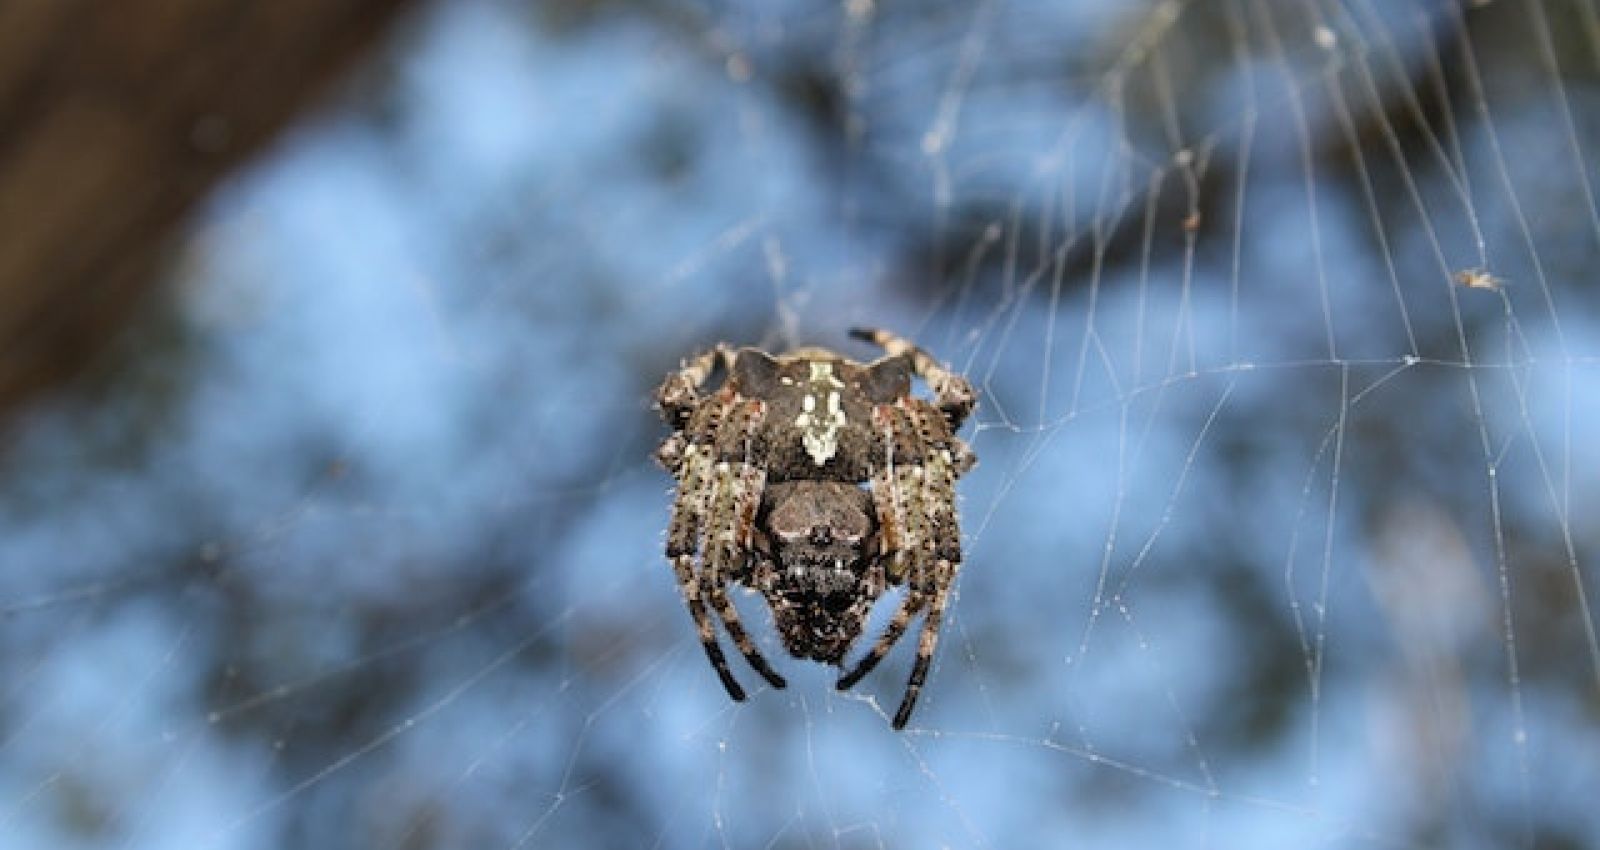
left=662, top=381, right=750, bottom=702
left=892, top=403, right=965, bottom=728
left=866, top=403, right=932, bottom=582
left=670, top=393, right=789, bottom=702
left=678, top=344, right=737, bottom=391
left=839, top=395, right=968, bottom=727
left=907, top=401, right=964, bottom=568
left=849, top=327, right=976, bottom=429
left=895, top=559, right=955, bottom=729
left=700, top=398, right=793, bottom=691
left=656, top=344, right=738, bottom=426
left=835, top=403, right=935, bottom=718
left=836, top=591, right=923, bottom=690
left=672, top=554, right=745, bottom=701
left=706, top=583, right=787, bottom=689
left=699, top=398, right=787, bottom=690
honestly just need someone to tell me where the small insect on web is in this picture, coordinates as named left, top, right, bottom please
left=1453, top=268, right=1504, bottom=291
left=653, top=328, right=976, bottom=729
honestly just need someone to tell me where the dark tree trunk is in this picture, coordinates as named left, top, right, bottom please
left=0, top=0, right=417, bottom=414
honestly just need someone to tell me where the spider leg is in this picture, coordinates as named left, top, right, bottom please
left=894, top=559, right=955, bottom=729
left=663, top=391, right=754, bottom=703
left=673, top=554, right=745, bottom=701
left=850, top=398, right=966, bottom=728
left=950, top=438, right=977, bottom=476
left=867, top=403, right=930, bottom=582
left=656, top=344, right=737, bottom=428
left=836, top=590, right=923, bottom=690
left=850, top=327, right=976, bottom=429
left=906, top=401, right=964, bottom=564
left=838, top=402, right=928, bottom=687
left=891, top=404, right=965, bottom=727
left=707, top=583, right=787, bottom=689
left=694, top=396, right=783, bottom=696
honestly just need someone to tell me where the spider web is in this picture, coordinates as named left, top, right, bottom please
left=3, top=0, right=1598, bottom=847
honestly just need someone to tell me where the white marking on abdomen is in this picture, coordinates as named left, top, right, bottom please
left=793, top=362, right=848, bottom=465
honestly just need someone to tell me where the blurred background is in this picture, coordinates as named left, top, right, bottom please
left=1, top=0, right=1597, bottom=847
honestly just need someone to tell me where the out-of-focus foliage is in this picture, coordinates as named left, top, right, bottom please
left=1, top=1, right=1597, bottom=848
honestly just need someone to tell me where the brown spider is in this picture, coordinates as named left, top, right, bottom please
left=654, top=328, right=976, bottom=729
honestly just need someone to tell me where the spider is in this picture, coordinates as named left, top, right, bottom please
left=654, top=327, right=976, bottom=729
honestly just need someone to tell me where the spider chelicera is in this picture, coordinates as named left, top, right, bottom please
left=654, top=328, right=975, bottom=729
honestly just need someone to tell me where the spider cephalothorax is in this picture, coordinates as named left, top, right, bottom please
left=654, top=328, right=975, bottom=729
left=760, top=480, right=878, bottom=664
